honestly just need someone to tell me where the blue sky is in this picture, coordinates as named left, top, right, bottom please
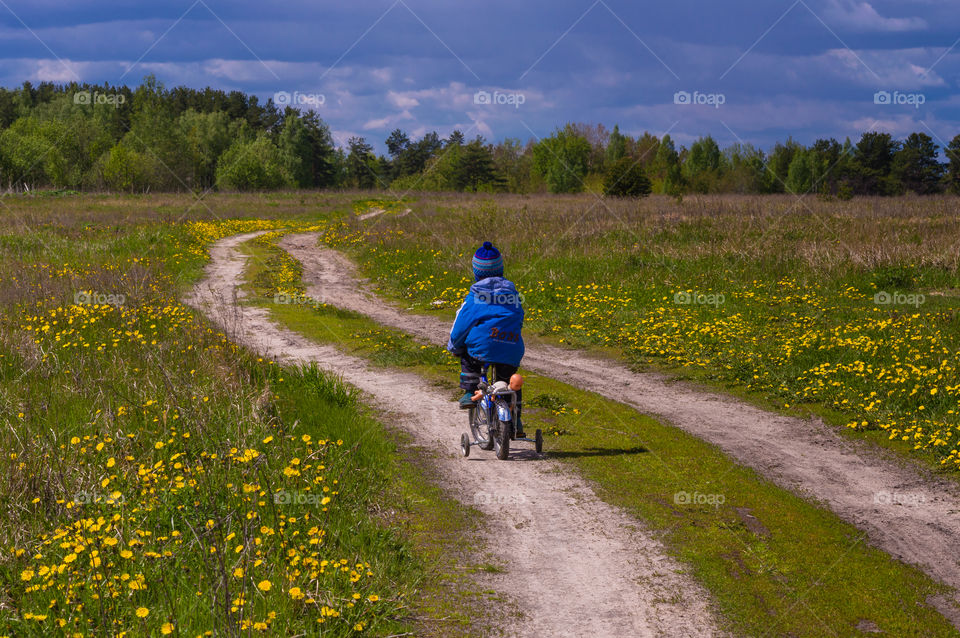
left=2, top=0, right=958, bottom=153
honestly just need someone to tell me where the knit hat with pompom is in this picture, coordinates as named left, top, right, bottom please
left=472, top=241, right=503, bottom=281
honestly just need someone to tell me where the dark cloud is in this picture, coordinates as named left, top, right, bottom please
left=0, top=0, right=957, bottom=151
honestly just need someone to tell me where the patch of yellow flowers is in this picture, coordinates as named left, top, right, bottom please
left=319, top=222, right=960, bottom=469
left=2, top=218, right=387, bottom=636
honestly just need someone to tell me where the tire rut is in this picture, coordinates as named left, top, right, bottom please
left=279, top=231, right=960, bottom=608
left=186, top=232, right=724, bottom=638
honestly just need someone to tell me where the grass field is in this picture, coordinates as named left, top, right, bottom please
left=0, top=193, right=485, bottom=637
left=318, top=193, right=960, bottom=471
left=242, top=228, right=958, bottom=637
left=4, top=190, right=960, bottom=636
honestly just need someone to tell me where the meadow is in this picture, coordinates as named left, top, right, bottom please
left=242, top=222, right=958, bottom=637
left=3, top=190, right=960, bottom=637
left=319, top=193, right=960, bottom=470
left=0, top=193, right=479, bottom=637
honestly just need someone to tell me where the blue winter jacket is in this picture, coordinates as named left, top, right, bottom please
left=447, top=276, right=525, bottom=366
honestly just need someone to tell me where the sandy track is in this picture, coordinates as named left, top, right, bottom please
left=186, top=232, right=723, bottom=638
left=279, top=232, right=960, bottom=604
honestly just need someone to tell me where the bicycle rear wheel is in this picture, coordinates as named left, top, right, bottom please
left=470, top=405, right=494, bottom=450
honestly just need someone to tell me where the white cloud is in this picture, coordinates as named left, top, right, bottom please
left=405, top=118, right=492, bottom=142
left=33, top=58, right=84, bottom=83
left=202, top=59, right=281, bottom=83
left=388, top=91, right=419, bottom=109
left=363, top=109, right=414, bottom=130
left=823, top=0, right=927, bottom=32
left=827, top=48, right=946, bottom=87
left=470, top=119, right=494, bottom=140
left=847, top=114, right=923, bottom=137
left=371, top=68, right=392, bottom=83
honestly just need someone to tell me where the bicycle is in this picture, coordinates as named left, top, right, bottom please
left=460, top=366, right=542, bottom=460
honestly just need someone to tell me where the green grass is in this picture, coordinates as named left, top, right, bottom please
left=275, top=365, right=489, bottom=638
left=242, top=231, right=516, bottom=636
left=241, top=237, right=458, bottom=378
left=313, top=194, right=960, bottom=472
left=7, top=190, right=959, bottom=636
left=246, top=231, right=960, bottom=637
left=0, top=193, right=485, bottom=637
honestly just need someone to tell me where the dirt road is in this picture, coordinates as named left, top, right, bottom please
left=279, top=232, right=960, bottom=609
left=186, top=232, right=723, bottom=638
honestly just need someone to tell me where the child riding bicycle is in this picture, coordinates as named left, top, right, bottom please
left=447, top=241, right=526, bottom=437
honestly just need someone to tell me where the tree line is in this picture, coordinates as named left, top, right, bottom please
left=3, top=78, right=960, bottom=197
